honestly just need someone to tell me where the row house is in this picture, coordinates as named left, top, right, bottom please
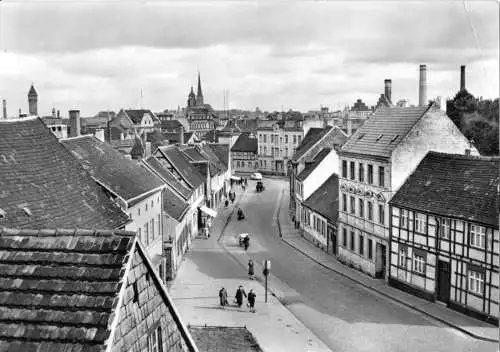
left=231, top=132, right=258, bottom=175
left=300, top=174, right=339, bottom=254
left=295, top=147, right=339, bottom=232
left=389, top=152, right=499, bottom=324
left=257, top=120, right=303, bottom=175
left=197, top=143, right=230, bottom=209
left=209, top=143, right=231, bottom=180
left=290, top=126, right=347, bottom=219
left=111, top=109, right=160, bottom=140
left=0, top=228, right=198, bottom=352
left=142, top=156, right=200, bottom=280
left=60, top=135, right=166, bottom=275
left=0, top=116, right=130, bottom=230
left=338, top=105, right=479, bottom=280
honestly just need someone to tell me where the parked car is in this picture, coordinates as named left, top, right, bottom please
left=250, top=172, right=263, bottom=180
left=256, top=181, right=264, bottom=192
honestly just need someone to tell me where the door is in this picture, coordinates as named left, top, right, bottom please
left=328, top=226, right=336, bottom=255
left=437, top=260, right=451, bottom=303
left=375, top=243, right=386, bottom=278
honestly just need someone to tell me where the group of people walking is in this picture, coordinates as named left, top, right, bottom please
left=219, top=285, right=257, bottom=313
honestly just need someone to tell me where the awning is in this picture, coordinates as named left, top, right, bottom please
left=200, top=205, right=217, bottom=218
left=230, top=176, right=241, bottom=181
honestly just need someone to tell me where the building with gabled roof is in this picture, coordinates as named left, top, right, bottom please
left=231, top=132, right=258, bottom=176
left=388, top=152, right=499, bottom=324
left=337, top=104, right=480, bottom=280
left=302, top=174, right=339, bottom=253
left=0, top=228, right=199, bottom=352
left=0, top=117, right=130, bottom=230
left=61, top=135, right=166, bottom=275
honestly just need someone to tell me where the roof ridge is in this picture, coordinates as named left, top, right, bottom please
left=60, top=134, right=94, bottom=142
left=0, top=116, right=39, bottom=123
left=428, top=151, right=500, bottom=162
left=0, top=228, right=136, bottom=237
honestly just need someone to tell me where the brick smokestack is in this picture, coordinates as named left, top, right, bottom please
left=460, top=65, right=466, bottom=91
left=69, top=110, right=81, bottom=137
left=419, top=64, right=427, bottom=107
left=384, top=79, right=392, bottom=103
left=2, top=100, right=6, bottom=120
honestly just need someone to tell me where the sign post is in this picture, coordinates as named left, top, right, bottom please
left=263, top=260, right=271, bottom=303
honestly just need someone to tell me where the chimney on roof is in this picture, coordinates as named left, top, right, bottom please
left=69, top=110, right=81, bottom=137
left=419, top=64, right=427, bottom=107
left=460, top=65, right=466, bottom=91
left=179, top=125, right=184, bottom=145
left=2, top=99, right=6, bottom=120
left=18, top=108, right=22, bottom=118
left=52, top=107, right=56, bottom=118
left=384, top=79, right=392, bottom=103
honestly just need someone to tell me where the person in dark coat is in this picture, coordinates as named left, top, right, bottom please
left=235, top=285, right=247, bottom=308
left=248, top=259, right=254, bottom=279
left=247, top=289, right=256, bottom=312
left=219, top=287, right=228, bottom=307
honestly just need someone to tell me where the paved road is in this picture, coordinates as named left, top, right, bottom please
left=220, top=177, right=496, bottom=352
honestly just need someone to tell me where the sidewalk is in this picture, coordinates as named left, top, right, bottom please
left=168, top=186, right=332, bottom=352
left=276, top=186, right=499, bottom=343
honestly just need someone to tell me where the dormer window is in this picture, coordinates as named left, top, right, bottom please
left=390, top=135, right=399, bottom=143
left=357, top=133, right=365, bottom=140
left=376, top=134, right=383, bottom=142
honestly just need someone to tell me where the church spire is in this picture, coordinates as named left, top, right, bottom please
left=196, top=71, right=204, bottom=106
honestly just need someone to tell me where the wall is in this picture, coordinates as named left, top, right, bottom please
left=302, top=149, right=338, bottom=200
left=301, top=208, right=328, bottom=248
left=391, top=109, right=479, bottom=192
left=257, top=127, right=303, bottom=175
left=111, top=245, right=191, bottom=352
left=232, top=151, right=258, bottom=174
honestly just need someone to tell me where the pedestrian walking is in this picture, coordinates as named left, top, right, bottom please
left=247, top=289, right=256, bottom=313
left=225, top=199, right=229, bottom=208
left=219, top=287, right=228, bottom=307
left=248, top=259, right=254, bottom=279
left=234, top=285, right=247, bottom=308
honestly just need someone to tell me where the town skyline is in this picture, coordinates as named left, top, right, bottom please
left=0, top=1, right=498, bottom=116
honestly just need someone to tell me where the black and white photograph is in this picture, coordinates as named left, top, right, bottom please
left=0, top=1, right=498, bottom=351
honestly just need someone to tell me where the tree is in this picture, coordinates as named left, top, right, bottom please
left=446, top=89, right=477, bottom=130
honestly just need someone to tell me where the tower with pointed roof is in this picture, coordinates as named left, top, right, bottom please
left=187, top=86, right=196, bottom=107
left=196, top=72, right=204, bottom=106
left=28, top=84, right=38, bottom=116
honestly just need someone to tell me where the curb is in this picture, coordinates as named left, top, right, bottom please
left=276, top=190, right=499, bottom=344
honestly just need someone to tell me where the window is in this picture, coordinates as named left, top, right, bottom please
left=280, top=137, right=283, bottom=144
left=415, top=213, right=426, bottom=233
left=263, top=135, right=267, bottom=143
left=151, top=200, right=154, bottom=208
left=368, top=239, right=373, bottom=259
left=138, top=228, right=142, bottom=243
left=378, top=166, right=385, bottom=187
left=145, top=203, right=148, bottom=212
left=342, top=160, right=347, bottom=178
left=367, top=201, right=373, bottom=221
left=298, top=135, right=302, bottom=144
left=350, top=196, right=355, bottom=214
left=271, top=134, right=274, bottom=143
left=264, top=146, right=267, bottom=155
left=468, top=270, right=484, bottom=295
left=359, top=234, right=364, bottom=255
left=359, top=163, right=364, bottom=182
left=259, top=134, right=262, bottom=143
left=151, top=219, right=155, bottom=241
left=148, top=326, right=163, bottom=352
left=378, top=204, right=385, bottom=225
left=144, top=223, right=149, bottom=246
left=284, top=147, right=288, bottom=157
left=342, top=193, right=347, bottom=212
left=399, top=248, right=407, bottom=268
left=358, top=199, right=364, bottom=218
left=138, top=208, right=141, bottom=217
left=439, top=218, right=451, bottom=239
left=350, top=162, right=355, bottom=180
left=285, top=135, right=288, bottom=143
left=413, top=254, right=425, bottom=274
left=343, top=228, right=347, bottom=246
left=470, top=225, right=486, bottom=249
left=157, top=215, right=161, bottom=237
left=367, top=164, right=373, bottom=184
left=400, top=209, right=408, bottom=228
left=293, top=135, right=297, bottom=144
left=350, top=231, right=355, bottom=251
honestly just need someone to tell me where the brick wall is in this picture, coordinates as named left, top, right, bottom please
left=111, top=247, right=191, bottom=352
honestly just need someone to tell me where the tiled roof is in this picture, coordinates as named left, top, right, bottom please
left=40, top=117, right=69, bottom=126
left=209, top=144, right=229, bottom=167
left=201, top=130, right=218, bottom=143
left=303, top=174, right=339, bottom=223
left=0, top=228, right=135, bottom=350
left=293, top=127, right=332, bottom=162
left=146, top=130, right=167, bottom=151
left=161, top=119, right=183, bottom=131
left=235, top=119, right=258, bottom=133
left=0, top=117, right=129, bottom=229
left=163, top=132, right=181, bottom=144
left=256, top=121, right=276, bottom=130
left=124, top=109, right=158, bottom=124
left=61, top=135, right=164, bottom=204
left=163, top=187, right=189, bottom=221
left=341, top=106, right=430, bottom=158
left=296, top=148, right=331, bottom=181
left=199, top=144, right=227, bottom=174
left=130, top=138, right=145, bottom=159
left=390, top=152, right=500, bottom=227
left=143, top=157, right=191, bottom=200
left=283, top=120, right=302, bottom=131
left=231, top=132, right=258, bottom=153
left=184, top=131, right=196, bottom=143
left=157, top=146, right=204, bottom=189
left=180, top=146, right=207, bottom=163
left=188, top=326, right=263, bottom=352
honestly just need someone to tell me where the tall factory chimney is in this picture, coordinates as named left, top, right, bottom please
left=460, top=65, right=466, bottom=91
left=419, top=64, right=427, bottom=107
left=69, top=110, right=81, bottom=137
left=384, top=79, right=392, bottom=103
left=2, top=100, right=6, bottom=120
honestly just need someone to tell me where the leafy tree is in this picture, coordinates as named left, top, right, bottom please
left=446, top=89, right=477, bottom=130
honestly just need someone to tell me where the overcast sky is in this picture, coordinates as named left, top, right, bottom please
left=0, top=0, right=497, bottom=117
